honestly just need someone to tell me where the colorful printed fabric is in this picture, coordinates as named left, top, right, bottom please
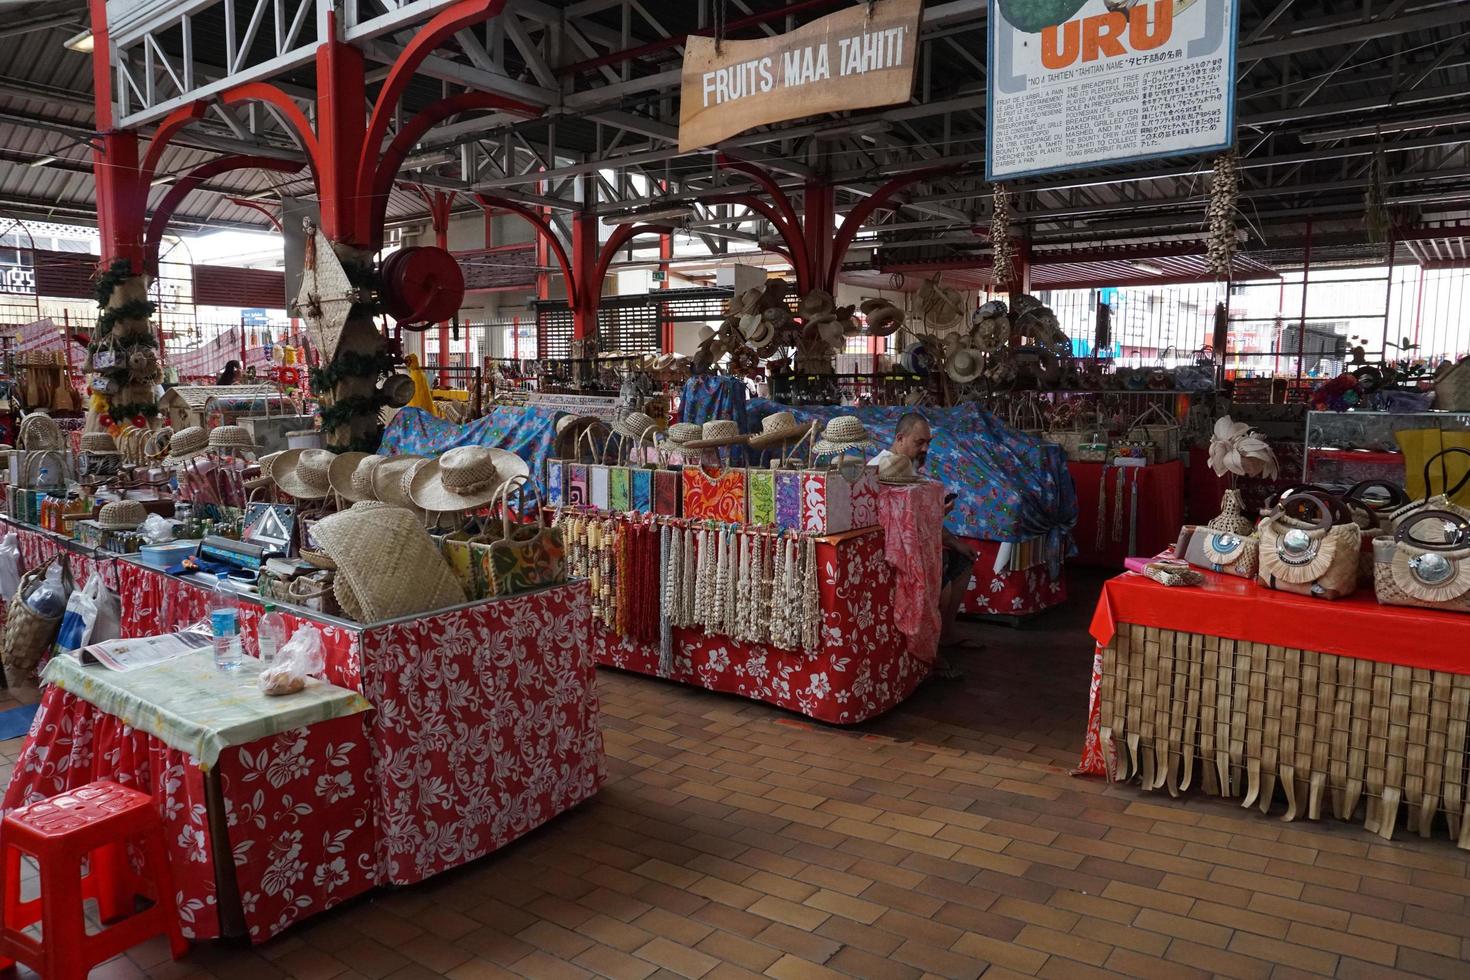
left=748, top=400, right=1078, bottom=569
left=879, top=483, right=944, bottom=664
left=42, top=651, right=370, bottom=769
left=957, top=538, right=1068, bottom=617
left=682, top=465, right=747, bottom=522
left=679, top=375, right=751, bottom=464
left=381, top=406, right=560, bottom=501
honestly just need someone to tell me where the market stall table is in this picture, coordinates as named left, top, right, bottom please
left=4, top=651, right=375, bottom=943
left=1078, top=567, right=1470, bottom=848
left=1068, top=459, right=1183, bottom=568
left=957, top=537, right=1067, bottom=618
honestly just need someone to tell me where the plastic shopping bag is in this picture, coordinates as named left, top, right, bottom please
left=0, top=532, right=19, bottom=601
left=259, top=623, right=326, bottom=696
left=55, top=574, right=108, bottom=657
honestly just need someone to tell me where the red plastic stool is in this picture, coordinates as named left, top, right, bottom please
left=0, top=780, right=188, bottom=978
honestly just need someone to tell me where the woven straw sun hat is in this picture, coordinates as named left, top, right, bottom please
left=409, top=445, right=529, bottom=513
left=271, top=448, right=335, bottom=500
left=97, top=499, right=147, bottom=530
left=684, top=420, right=750, bottom=451
left=612, top=411, right=657, bottom=442
left=80, top=432, right=119, bottom=455
left=876, top=454, right=923, bottom=485
left=657, top=422, right=703, bottom=459
left=208, top=424, right=257, bottom=453
left=946, top=347, right=984, bottom=384
left=343, top=454, right=387, bottom=503
left=747, top=412, right=816, bottom=450
left=813, top=416, right=877, bottom=457
left=326, top=452, right=370, bottom=500
left=372, top=455, right=430, bottom=510
left=166, top=426, right=210, bottom=464
left=311, top=501, right=465, bottom=624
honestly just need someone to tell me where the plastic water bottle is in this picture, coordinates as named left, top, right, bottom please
left=257, top=604, right=286, bottom=665
left=209, top=574, right=243, bottom=670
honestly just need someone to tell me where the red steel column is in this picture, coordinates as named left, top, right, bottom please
left=803, top=179, right=835, bottom=294
left=89, top=0, right=147, bottom=271
left=571, top=212, right=599, bottom=341
left=314, top=19, right=367, bottom=244
left=659, top=233, right=673, bottom=352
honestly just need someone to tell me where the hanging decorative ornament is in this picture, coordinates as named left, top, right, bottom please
left=990, top=183, right=1014, bottom=291
left=99, top=413, right=114, bottom=429
left=1364, top=137, right=1390, bottom=244
left=132, top=414, right=148, bottom=429
left=1207, top=150, right=1239, bottom=280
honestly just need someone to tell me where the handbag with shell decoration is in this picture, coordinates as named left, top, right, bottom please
left=1373, top=509, right=1470, bottom=613
left=1257, top=491, right=1361, bottom=600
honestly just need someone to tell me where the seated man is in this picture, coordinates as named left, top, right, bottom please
left=872, top=413, right=979, bottom=671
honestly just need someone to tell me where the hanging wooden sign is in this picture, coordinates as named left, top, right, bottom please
left=678, top=0, right=924, bottom=152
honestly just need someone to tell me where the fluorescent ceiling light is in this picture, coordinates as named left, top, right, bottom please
left=602, top=206, right=692, bottom=226
left=1130, top=260, right=1165, bottom=275
left=27, top=155, right=57, bottom=168
left=63, top=30, right=93, bottom=53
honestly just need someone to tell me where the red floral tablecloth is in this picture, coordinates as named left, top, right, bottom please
left=958, top=539, right=1067, bottom=617
left=594, top=530, right=929, bottom=724
left=359, top=581, right=605, bottom=885
left=2, top=687, right=377, bottom=942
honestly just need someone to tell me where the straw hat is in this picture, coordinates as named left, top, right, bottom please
left=311, top=501, right=466, bottom=624
left=946, top=347, right=984, bottom=384
left=658, top=422, right=703, bottom=457
left=80, top=432, right=119, bottom=455
left=167, top=426, right=210, bottom=464
left=344, top=454, right=387, bottom=503
left=380, top=374, right=415, bottom=408
left=208, top=425, right=257, bottom=453
left=612, top=411, right=657, bottom=442
left=747, top=412, right=816, bottom=450
left=372, top=455, right=429, bottom=509
left=684, top=420, right=750, bottom=450
left=876, top=454, right=922, bottom=485
left=326, top=452, right=370, bottom=501
left=97, top=499, right=147, bottom=530
left=743, top=315, right=776, bottom=349
left=272, top=448, right=335, bottom=500
left=408, top=446, right=528, bottom=513
left=813, top=416, right=877, bottom=457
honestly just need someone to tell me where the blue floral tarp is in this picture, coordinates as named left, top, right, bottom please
left=679, top=375, right=751, bottom=465
left=380, top=406, right=560, bottom=498
left=748, top=400, right=1078, bottom=561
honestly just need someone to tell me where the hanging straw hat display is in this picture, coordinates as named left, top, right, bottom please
left=166, top=426, right=210, bottom=465
left=747, top=412, right=816, bottom=450
left=271, top=448, right=336, bottom=500
left=918, top=278, right=965, bottom=329
left=311, top=501, right=465, bottom=623
left=408, top=445, right=528, bottom=514
left=946, top=347, right=985, bottom=384
left=684, top=420, right=750, bottom=451
left=813, top=416, right=878, bottom=458
left=860, top=300, right=905, bottom=337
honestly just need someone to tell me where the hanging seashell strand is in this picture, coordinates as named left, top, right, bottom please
left=1206, top=150, right=1239, bottom=280
left=990, top=183, right=1014, bottom=292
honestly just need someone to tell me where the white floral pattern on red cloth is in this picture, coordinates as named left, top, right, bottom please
left=957, top=539, right=1068, bottom=618
left=594, top=531, right=928, bottom=724
left=1, top=688, right=377, bottom=943
left=879, top=483, right=944, bottom=664
left=358, top=581, right=606, bottom=885
left=1076, top=648, right=1108, bottom=776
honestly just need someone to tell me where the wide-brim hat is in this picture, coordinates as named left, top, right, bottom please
left=864, top=304, right=905, bottom=337
left=342, top=454, right=387, bottom=503
left=97, top=499, right=147, bottom=530
left=658, top=422, right=703, bottom=456
left=876, top=454, right=922, bottom=485
left=612, top=411, right=657, bottom=442
left=747, top=412, right=816, bottom=450
left=272, top=448, right=336, bottom=500
left=409, top=446, right=528, bottom=513
left=685, top=420, right=750, bottom=450
left=947, top=347, right=984, bottom=384
left=208, top=424, right=257, bottom=453
left=167, top=426, right=210, bottom=464
left=372, top=455, right=429, bottom=510
left=743, top=316, right=776, bottom=349
left=813, top=415, right=877, bottom=457
left=326, top=452, right=370, bottom=501
left=312, top=501, right=465, bottom=624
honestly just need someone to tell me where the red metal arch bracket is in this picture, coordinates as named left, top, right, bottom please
left=827, top=165, right=959, bottom=290
left=594, top=223, right=673, bottom=300
left=474, top=193, right=577, bottom=300
left=703, top=193, right=812, bottom=293
left=139, top=84, right=321, bottom=192
left=143, top=155, right=303, bottom=273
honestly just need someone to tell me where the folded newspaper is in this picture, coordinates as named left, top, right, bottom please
left=76, top=626, right=214, bottom=671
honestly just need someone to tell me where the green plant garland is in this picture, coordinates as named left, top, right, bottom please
left=95, top=300, right=158, bottom=339
left=93, top=258, right=133, bottom=307
left=318, top=393, right=388, bottom=432
left=104, top=402, right=160, bottom=421
left=309, top=349, right=396, bottom=392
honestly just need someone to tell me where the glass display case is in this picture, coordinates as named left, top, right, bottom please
left=1304, top=410, right=1470, bottom=486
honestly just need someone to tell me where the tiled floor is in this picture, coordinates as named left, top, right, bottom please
left=5, top=572, right=1470, bottom=978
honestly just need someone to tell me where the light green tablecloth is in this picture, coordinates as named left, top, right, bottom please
left=43, top=652, right=371, bottom=769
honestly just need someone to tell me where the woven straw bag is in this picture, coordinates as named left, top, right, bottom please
left=482, top=476, right=566, bottom=598
left=1257, top=493, right=1361, bottom=600
left=1176, top=525, right=1258, bottom=579
left=1373, top=509, right=1470, bottom=613
left=1388, top=448, right=1470, bottom=532
left=1123, top=403, right=1182, bottom=462
left=311, top=501, right=465, bottom=623
left=1433, top=358, right=1470, bottom=412
left=3, top=554, right=72, bottom=671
